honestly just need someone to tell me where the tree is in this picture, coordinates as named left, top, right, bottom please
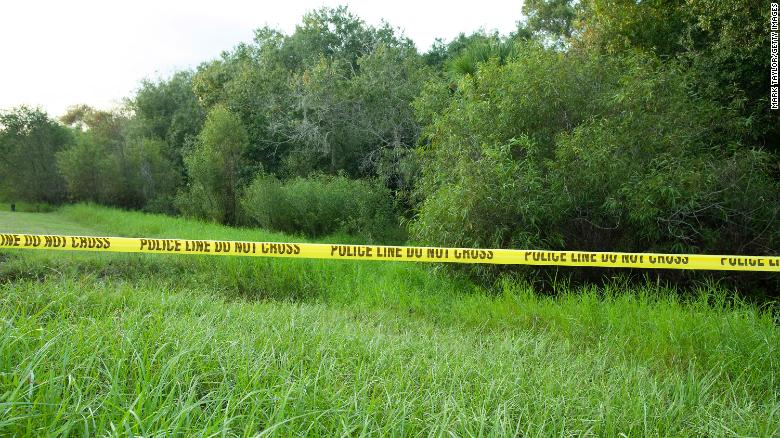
left=447, top=37, right=517, bottom=78
left=58, top=105, right=180, bottom=210
left=577, top=0, right=689, bottom=57
left=282, top=6, right=410, bottom=72
left=124, top=137, right=181, bottom=213
left=680, top=0, right=777, bottom=151
left=574, top=0, right=777, bottom=152
left=59, top=105, right=136, bottom=207
left=348, top=44, right=427, bottom=201
left=128, top=71, right=205, bottom=171
left=0, top=106, right=71, bottom=203
left=423, top=32, right=502, bottom=68
left=56, top=131, right=117, bottom=203
left=177, top=106, right=249, bottom=224
left=285, top=56, right=365, bottom=176
left=190, top=6, right=423, bottom=180
left=520, top=0, right=580, bottom=44
left=193, top=40, right=294, bottom=175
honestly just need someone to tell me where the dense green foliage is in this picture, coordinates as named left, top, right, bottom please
left=176, top=105, right=249, bottom=224
left=1, top=3, right=776, bottom=274
left=56, top=105, right=181, bottom=210
left=573, top=0, right=777, bottom=151
left=0, top=107, right=70, bottom=203
left=2, top=4, right=778, bottom=434
left=189, top=7, right=423, bottom=182
left=413, top=48, right=779, bottom=258
left=241, top=173, right=401, bottom=241
left=130, top=71, right=205, bottom=166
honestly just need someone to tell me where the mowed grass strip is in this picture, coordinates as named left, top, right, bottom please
left=0, top=204, right=778, bottom=436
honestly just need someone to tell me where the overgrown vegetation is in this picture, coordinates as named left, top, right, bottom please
left=0, top=205, right=778, bottom=435
left=1, top=3, right=776, bottom=274
left=241, top=173, right=402, bottom=241
left=413, top=49, right=779, bottom=257
left=1, top=3, right=777, bottom=434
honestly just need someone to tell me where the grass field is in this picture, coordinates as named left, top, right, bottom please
left=0, top=204, right=778, bottom=436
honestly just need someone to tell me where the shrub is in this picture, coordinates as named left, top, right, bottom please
left=411, top=45, right=622, bottom=251
left=240, top=174, right=403, bottom=242
left=411, top=46, right=779, bottom=263
left=551, top=116, right=779, bottom=255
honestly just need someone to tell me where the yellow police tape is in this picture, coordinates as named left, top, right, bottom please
left=1, top=233, right=779, bottom=272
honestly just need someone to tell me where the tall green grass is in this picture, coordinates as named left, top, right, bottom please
left=0, top=204, right=778, bottom=435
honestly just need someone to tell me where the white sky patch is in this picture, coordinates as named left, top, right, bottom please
left=0, top=0, right=523, bottom=117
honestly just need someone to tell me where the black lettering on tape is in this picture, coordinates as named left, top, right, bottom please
left=0, top=234, right=21, bottom=247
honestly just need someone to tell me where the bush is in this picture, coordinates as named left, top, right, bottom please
left=411, top=45, right=622, bottom=251
left=411, top=46, right=779, bottom=261
left=551, top=119, right=779, bottom=255
left=240, top=174, right=403, bottom=242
